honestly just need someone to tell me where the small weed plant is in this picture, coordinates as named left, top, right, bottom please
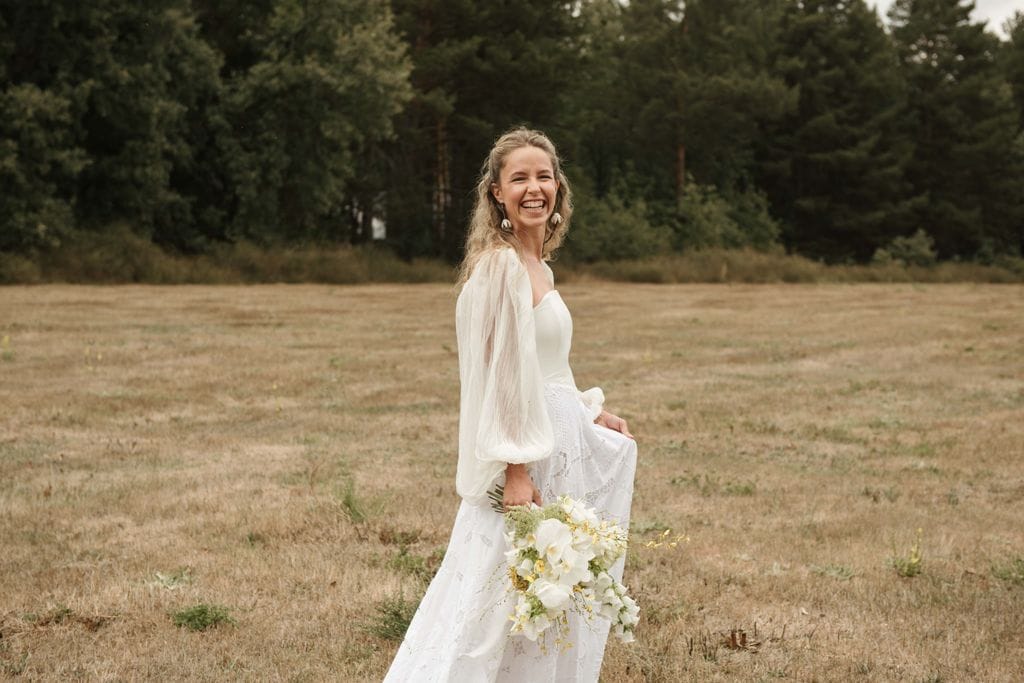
left=171, top=603, right=235, bottom=631
left=339, top=480, right=367, bottom=523
left=891, top=529, right=924, bottom=578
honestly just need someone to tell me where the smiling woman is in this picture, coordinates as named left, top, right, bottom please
left=383, top=128, right=638, bottom=682
left=492, top=146, right=561, bottom=236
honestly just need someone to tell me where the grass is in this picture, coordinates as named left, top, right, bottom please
left=0, top=282, right=1022, bottom=680
left=363, top=594, right=421, bottom=641
left=991, top=558, right=1024, bottom=586
left=171, top=604, right=236, bottom=631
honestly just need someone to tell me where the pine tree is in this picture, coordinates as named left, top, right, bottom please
left=387, top=0, right=578, bottom=259
left=215, top=0, right=412, bottom=244
left=1003, top=12, right=1024, bottom=132
left=0, top=1, right=221, bottom=249
left=890, top=0, right=1023, bottom=257
left=759, top=0, right=916, bottom=261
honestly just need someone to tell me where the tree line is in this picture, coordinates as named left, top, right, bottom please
left=2, top=0, right=1022, bottom=266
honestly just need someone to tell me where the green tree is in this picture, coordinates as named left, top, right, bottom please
left=388, top=0, right=579, bottom=259
left=759, top=0, right=917, bottom=261
left=0, top=84, right=87, bottom=251
left=890, top=0, right=1024, bottom=257
left=218, top=0, right=411, bottom=244
left=1, top=1, right=223, bottom=251
left=1003, top=11, right=1024, bottom=132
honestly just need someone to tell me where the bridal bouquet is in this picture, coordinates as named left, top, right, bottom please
left=501, top=495, right=639, bottom=644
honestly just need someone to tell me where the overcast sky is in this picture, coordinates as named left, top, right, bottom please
left=872, top=0, right=1021, bottom=37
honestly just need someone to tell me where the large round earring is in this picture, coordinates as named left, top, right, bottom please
left=498, top=204, right=512, bottom=232
left=550, top=212, right=563, bottom=225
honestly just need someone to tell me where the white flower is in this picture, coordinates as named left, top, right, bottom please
left=504, top=496, right=640, bottom=646
left=530, top=578, right=573, bottom=611
left=543, top=544, right=588, bottom=583
left=535, top=518, right=574, bottom=565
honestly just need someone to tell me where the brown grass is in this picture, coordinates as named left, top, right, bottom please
left=1, top=282, right=1022, bottom=681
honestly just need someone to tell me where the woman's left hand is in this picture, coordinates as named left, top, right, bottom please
left=595, top=410, right=634, bottom=440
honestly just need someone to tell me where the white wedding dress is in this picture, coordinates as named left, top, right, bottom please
left=384, top=248, right=638, bottom=682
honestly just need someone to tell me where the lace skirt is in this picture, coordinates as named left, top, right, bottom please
left=384, top=383, right=638, bottom=683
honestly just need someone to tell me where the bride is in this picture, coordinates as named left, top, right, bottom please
left=384, top=128, right=638, bottom=682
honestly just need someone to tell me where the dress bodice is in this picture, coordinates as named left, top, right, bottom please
left=533, top=290, right=576, bottom=388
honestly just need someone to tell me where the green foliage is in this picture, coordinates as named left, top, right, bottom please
left=760, top=0, right=916, bottom=261
left=338, top=479, right=367, bottom=524
left=872, top=230, right=938, bottom=267
left=220, top=0, right=411, bottom=244
left=389, top=546, right=445, bottom=583
left=890, top=529, right=924, bottom=578
left=364, top=593, right=419, bottom=641
left=890, top=0, right=1024, bottom=259
left=2, top=0, right=1023, bottom=269
left=566, top=174, right=670, bottom=262
left=991, top=557, right=1024, bottom=585
left=171, top=603, right=235, bottom=631
left=0, top=84, right=86, bottom=251
left=672, top=180, right=780, bottom=251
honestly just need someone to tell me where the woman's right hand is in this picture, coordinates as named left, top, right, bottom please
left=503, top=463, right=542, bottom=510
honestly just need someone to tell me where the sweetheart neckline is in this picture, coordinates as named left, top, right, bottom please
left=533, top=289, right=560, bottom=309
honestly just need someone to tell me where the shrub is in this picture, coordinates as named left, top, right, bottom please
left=872, top=229, right=937, bottom=267
left=566, top=191, right=670, bottom=263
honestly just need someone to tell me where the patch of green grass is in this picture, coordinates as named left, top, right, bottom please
left=389, top=546, right=445, bottom=583
left=669, top=472, right=756, bottom=497
left=723, top=480, right=756, bottom=496
left=364, top=594, right=420, bottom=641
left=811, top=563, right=856, bottom=581
left=171, top=603, right=236, bottom=631
left=991, top=557, right=1024, bottom=586
left=0, top=652, right=28, bottom=676
left=631, top=519, right=671, bottom=535
left=27, top=605, right=74, bottom=626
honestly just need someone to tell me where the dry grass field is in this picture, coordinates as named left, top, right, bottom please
left=2, top=282, right=1023, bottom=682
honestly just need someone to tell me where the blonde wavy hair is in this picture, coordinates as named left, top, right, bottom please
left=456, top=127, right=573, bottom=286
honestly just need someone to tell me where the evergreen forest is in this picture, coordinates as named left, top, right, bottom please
left=3, top=0, right=1023, bottom=276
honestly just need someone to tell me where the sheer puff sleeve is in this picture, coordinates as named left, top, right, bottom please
left=454, top=247, right=555, bottom=503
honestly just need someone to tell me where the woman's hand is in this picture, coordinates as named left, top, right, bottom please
left=595, top=410, right=634, bottom=439
left=503, top=463, right=542, bottom=510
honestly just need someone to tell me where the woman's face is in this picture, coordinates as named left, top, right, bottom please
left=491, top=145, right=559, bottom=233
